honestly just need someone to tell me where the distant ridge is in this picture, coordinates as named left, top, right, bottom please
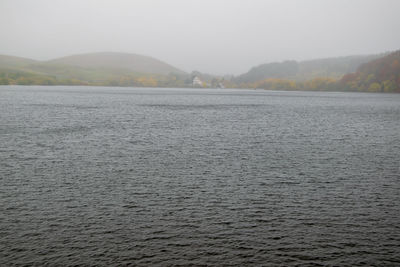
left=0, top=52, right=185, bottom=76
left=0, top=52, right=187, bottom=87
left=47, top=52, right=185, bottom=75
left=0, top=54, right=37, bottom=69
left=235, top=54, right=386, bottom=84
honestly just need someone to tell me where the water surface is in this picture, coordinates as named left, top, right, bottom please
left=1, top=86, right=399, bottom=266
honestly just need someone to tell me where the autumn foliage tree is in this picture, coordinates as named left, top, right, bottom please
left=340, top=50, right=400, bottom=93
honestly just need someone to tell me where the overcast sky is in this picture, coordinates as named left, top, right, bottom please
left=1, top=0, right=399, bottom=74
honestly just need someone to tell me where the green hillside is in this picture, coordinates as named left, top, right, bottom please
left=0, top=55, right=37, bottom=70
left=0, top=52, right=187, bottom=87
left=47, top=52, right=185, bottom=75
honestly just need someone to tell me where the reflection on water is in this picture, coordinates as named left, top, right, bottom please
left=1, top=86, right=400, bottom=266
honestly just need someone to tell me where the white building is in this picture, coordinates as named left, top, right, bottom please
left=192, top=76, right=203, bottom=87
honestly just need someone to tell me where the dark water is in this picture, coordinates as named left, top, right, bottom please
left=1, top=86, right=399, bottom=266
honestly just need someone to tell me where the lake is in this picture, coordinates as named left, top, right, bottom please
left=1, top=86, right=399, bottom=266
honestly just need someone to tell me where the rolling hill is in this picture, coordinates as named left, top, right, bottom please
left=0, top=52, right=186, bottom=86
left=0, top=52, right=185, bottom=77
left=0, top=55, right=37, bottom=70
left=46, top=52, right=185, bottom=75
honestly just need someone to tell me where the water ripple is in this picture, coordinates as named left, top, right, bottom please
left=0, top=86, right=399, bottom=266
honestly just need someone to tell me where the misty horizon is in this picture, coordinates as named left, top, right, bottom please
left=1, top=50, right=394, bottom=76
left=1, top=0, right=399, bottom=75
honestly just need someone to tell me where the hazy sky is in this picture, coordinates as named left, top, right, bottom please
left=1, top=0, right=399, bottom=74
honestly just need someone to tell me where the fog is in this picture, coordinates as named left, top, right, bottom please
left=1, top=0, right=399, bottom=74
